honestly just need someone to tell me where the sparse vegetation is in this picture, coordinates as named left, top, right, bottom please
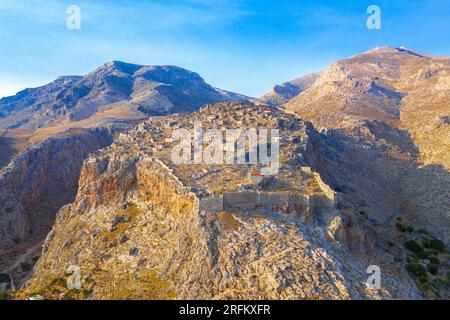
left=395, top=222, right=414, bottom=233
left=417, top=228, right=431, bottom=236
left=427, top=264, right=439, bottom=275
left=407, top=263, right=428, bottom=279
left=405, top=240, right=423, bottom=254
left=423, top=238, right=445, bottom=252
left=432, top=278, right=448, bottom=290
left=0, top=273, right=10, bottom=283
left=407, top=263, right=431, bottom=291
left=0, top=291, right=9, bottom=300
left=20, top=262, right=32, bottom=272
left=416, top=250, right=429, bottom=259
left=428, top=257, right=439, bottom=265
left=401, top=229, right=449, bottom=296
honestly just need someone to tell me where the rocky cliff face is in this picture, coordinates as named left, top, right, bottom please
left=264, top=47, right=449, bottom=247
left=23, top=102, right=422, bottom=300
left=0, top=125, right=127, bottom=248
left=260, top=72, right=321, bottom=107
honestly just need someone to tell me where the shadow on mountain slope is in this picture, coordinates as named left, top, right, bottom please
left=313, top=120, right=449, bottom=248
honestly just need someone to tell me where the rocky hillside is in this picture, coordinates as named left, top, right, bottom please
left=264, top=47, right=450, bottom=247
left=0, top=62, right=249, bottom=296
left=282, top=47, right=449, bottom=169
left=1, top=48, right=448, bottom=300
left=260, top=72, right=321, bottom=107
left=0, top=62, right=249, bottom=169
left=0, top=125, right=130, bottom=246
left=23, top=102, right=422, bottom=300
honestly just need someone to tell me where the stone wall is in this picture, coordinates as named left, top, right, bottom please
left=199, top=196, right=224, bottom=212
left=313, top=172, right=337, bottom=207
left=199, top=191, right=317, bottom=214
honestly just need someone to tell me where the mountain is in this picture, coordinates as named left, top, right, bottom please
left=0, top=49, right=449, bottom=300
left=260, top=72, right=321, bottom=107
left=0, top=62, right=249, bottom=169
left=0, top=62, right=250, bottom=289
left=280, top=46, right=449, bottom=169
left=262, top=47, right=450, bottom=247
left=0, top=61, right=248, bottom=131
left=22, top=102, right=421, bottom=300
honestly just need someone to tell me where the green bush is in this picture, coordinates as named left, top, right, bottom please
left=417, top=229, right=431, bottom=236
left=405, top=240, right=423, bottom=254
left=0, top=273, right=10, bottom=283
left=432, top=278, right=448, bottom=290
left=427, top=264, right=439, bottom=275
left=423, top=239, right=445, bottom=252
left=428, top=257, right=440, bottom=265
left=416, top=251, right=429, bottom=259
left=0, top=291, right=8, bottom=300
left=407, top=263, right=428, bottom=279
left=426, top=249, right=440, bottom=256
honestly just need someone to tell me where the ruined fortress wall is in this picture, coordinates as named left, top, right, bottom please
left=223, top=191, right=259, bottom=210
left=219, top=191, right=310, bottom=212
left=199, top=196, right=224, bottom=212
left=309, top=194, right=333, bottom=209
left=262, top=192, right=310, bottom=207
left=313, top=172, right=337, bottom=206
left=137, top=158, right=199, bottom=216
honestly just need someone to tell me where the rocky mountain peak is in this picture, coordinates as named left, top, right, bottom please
left=101, top=60, right=144, bottom=75
left=0, top=62, right=248, bottom=131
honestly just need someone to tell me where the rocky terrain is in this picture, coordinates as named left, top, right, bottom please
left=0, top=63, right=247, bottom=293
left=21, top=102, right=422, bottom=300
left=0, top=125, right=125, bottom=247
left=260, top=72, right=321, bottom=107
left=0, top=47, right=449, bottom=300
left=0, top=62, right=248, bottom=169
left=268, top=47, right=449, bottom=246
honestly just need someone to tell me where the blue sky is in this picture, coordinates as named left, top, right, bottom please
left=1, top=0, right=450, bottom=98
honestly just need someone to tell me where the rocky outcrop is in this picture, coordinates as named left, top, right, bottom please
left=274, top=47, right=450, bottom=247
left=260, top=72, right=320, bottom=107
left=24, top=102, right=422, bottom=300
left=26, top=150, right=420, bottom=300
left=0, top=125, right=126, bottom=247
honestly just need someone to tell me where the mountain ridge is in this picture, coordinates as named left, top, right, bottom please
left=0, top=61, right=249, bottom=131
left=0, top=47, right=448, bottom=300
